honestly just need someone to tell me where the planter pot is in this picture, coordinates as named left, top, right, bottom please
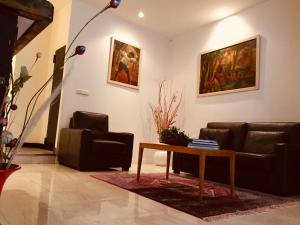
left=154, top=151, right=167, bottom=166
left=0, top=164, right=21, bottom=195
left=164, top=138, right=189, bottom=146
left=163, top=137, right=189, bottom=146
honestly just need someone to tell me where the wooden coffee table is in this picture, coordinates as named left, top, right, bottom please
left=137, top=142, right=236, bottom=200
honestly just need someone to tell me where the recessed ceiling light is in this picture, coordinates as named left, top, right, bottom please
left=138, top=11, right=144, bottom=18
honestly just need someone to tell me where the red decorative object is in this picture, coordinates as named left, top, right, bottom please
left=6, top=138, right=18, bottom=148
left=10, top=104, right=18, bottom=110
left=110, top=0, right=121, bottom=8
left=75, top=46, right=86, bottom=55
left=0, top=164, right=20, bottom=195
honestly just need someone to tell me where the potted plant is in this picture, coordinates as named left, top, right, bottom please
left=150, top=80, right=182, bottom=141
left=150, top=81, right=183, bottom=165
left=160, top=126, right=190, bottom=146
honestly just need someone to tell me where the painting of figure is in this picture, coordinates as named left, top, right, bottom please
left=108, top=38, right=141, bottom=89
left=199, top=36, right=260, bottom=96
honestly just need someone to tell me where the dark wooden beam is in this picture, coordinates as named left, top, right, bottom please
left=0, top=8, right=18, bottom=136
left=0, top=0, right=54, bottom=55
left=0, top=9, right=18, bottom=83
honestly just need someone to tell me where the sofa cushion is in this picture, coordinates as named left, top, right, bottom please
left=243, top=131, right=287, bottom=154
left=199, top=128, right=231, bottom=149
left=236, top=152, right=274, bottom=172
left=248, top=122, right=300, bottom=145
left=207, top=122, right=247, bottom=151
left=92, top=140, right=126, bottom=156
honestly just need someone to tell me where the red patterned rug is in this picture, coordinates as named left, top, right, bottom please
left=91, top=173, right=299, bottom=221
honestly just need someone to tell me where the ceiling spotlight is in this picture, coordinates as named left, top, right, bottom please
left=138, top=11, right=144, bottom=18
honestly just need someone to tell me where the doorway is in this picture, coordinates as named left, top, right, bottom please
left=44, top=45, right=66, bottom=150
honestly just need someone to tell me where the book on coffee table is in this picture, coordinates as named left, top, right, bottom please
left=188, top=139, right=220, bottom=150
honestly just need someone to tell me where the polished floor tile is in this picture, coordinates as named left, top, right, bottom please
left=0, top=164, right=299, bottom=225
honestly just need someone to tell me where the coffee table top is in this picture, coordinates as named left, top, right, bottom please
left=139, top=142, right=235, bottom=157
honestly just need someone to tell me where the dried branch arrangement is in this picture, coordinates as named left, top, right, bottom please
left=150, top=81, right=182, bottom=138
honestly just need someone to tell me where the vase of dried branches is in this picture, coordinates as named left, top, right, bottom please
left=150, top=81, right=182, bottom=165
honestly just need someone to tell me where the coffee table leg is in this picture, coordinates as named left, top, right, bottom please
left=199, top=155, right=206, bottom=200
left=137, top=147, right=144, bottom=182
left=230, top=155, right=235, bottom=196
left=166, top=151, right=171, bottom=179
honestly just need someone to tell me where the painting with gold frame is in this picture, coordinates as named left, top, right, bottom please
left=108, top=37, right=141, bottom=89
left=198, top=35, right=260, bottom=96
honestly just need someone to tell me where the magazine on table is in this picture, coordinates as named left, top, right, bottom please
left=188, top=139, right=220, bottom=150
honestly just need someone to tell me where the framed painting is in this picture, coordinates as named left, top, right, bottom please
left=198, top=35, right=260, bottom=96
left=108, top=37, right=142, bottom=89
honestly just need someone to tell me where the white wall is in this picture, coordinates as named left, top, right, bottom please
left=12, top=23, right=53, bottom=143
left=168, top=0, right=300, bottom=138
left=47, top=1, right=72, bottom=145
left=12, top=1, right=72, bottom=144
left=58, top=0, right=170, bottom=162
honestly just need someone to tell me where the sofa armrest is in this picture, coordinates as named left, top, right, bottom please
left=275, top=143, right=300, bottom=163
left=58, top=128, right=93, bottom=169
left=286, top=144, right=300, bottom=194
left=108, top=132, right=134, bottom=169
left=273, top=143, right=300, bottom=195
left=274, top=143, right=288, bottom=154
left=273, top=143, right=288, bottom=194
left=288, top=144, right=300, bottom=152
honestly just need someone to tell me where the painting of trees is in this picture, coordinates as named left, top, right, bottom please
left=199, top=36, right=259, bottom=96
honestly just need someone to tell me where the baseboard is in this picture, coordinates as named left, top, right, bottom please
left=23, top=142, right=54, bottom=151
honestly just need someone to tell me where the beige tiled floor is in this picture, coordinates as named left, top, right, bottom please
left=0, top=164, right=299, bottom=225
left=12, top=148, right=56, bottom=165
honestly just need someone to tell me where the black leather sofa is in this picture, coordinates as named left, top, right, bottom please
left=57, top=111, right=134, bottom=171
left=172, top=122, right=300, bottom=196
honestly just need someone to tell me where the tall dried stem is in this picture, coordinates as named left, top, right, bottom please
left=150, top=81, right=182, bottom=137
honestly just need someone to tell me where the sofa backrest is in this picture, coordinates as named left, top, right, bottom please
left=206, top=122, right=248, bottom=151
left=247, top=122, right=300, bottom=145
left=72, top=111, right=109, bottom=133
left=243, top=131, right=287, bottom=154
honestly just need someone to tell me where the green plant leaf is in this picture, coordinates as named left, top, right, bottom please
left=12, top=75, right=32, bottom=94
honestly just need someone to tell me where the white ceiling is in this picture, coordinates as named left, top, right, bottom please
left=17, top=17, right=34, bottom=40
left=49, top=0, right=267, bottom=38
left=82, top=0, right=267, bottom=38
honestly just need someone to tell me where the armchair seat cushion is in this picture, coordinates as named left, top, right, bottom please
left=236, top=152, right=274, bottom=172
left=92, top=140, right=127, bottom=156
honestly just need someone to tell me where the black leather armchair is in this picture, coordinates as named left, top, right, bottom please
left=57, top=111, right=134, bottom=171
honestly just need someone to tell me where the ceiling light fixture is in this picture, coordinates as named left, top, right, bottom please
left=138, top=11, right=144, bottom=18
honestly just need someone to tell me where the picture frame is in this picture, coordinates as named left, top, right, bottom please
left=198, top=35, right=260, bottom=96
left=108, top=37, right=142, bottom=89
